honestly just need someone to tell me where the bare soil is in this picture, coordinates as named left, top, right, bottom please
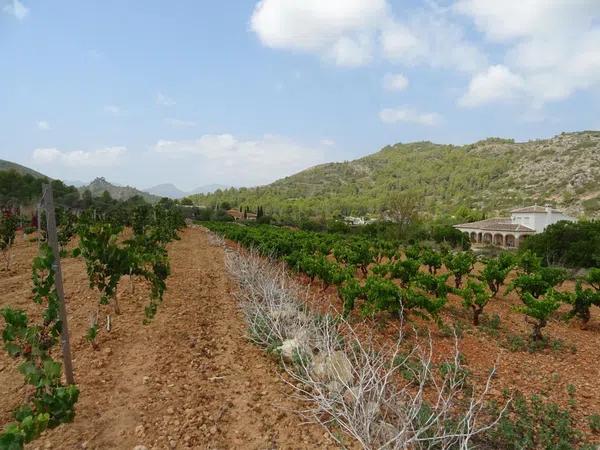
left=0, top=228, right=336, bottom=449
left=292, top=261, right=600, bottom=441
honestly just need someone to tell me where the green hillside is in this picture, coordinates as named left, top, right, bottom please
left=191, top=131, right=600, bottom=220
left=0, top=159, right=47, bottom=178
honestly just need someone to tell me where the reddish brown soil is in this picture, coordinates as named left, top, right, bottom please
left=288, top=260, right=600, bottom=440
left=0, top=228, right=336, bottom=449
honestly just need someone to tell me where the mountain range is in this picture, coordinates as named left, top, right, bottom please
left=79, top=177, right=161, bottom=203
left=4, top=131, right=600, bottom=218
left=143, top=183, right=229, bottom=199
left=190, top=131, right=600, bottom=219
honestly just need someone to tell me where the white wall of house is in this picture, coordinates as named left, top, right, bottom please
left=511, top=208, right=575, bottom=233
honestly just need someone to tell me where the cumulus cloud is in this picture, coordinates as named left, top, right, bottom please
left=379, top=107, right=441, bottom=126
left=37, top=120, right=50, bottom=131
left=459, top=65, right=525, bottom=107
left=250, top=0, right=387, bottom=67
left=32, top=147, right=126, bottom=168
left=156, top=92, right=175, bottom=107
left=3, top=0, right=28, bottom=20
left=455, top=0, right=600, bottom=106
left=153, top=134, right=329, bottom=186
left=383, top=73, right=408, bottom=91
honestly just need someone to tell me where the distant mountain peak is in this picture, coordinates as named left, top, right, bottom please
left=143, top=183, right=230, bottom=199
left=80, top=178, right=160, bottom=203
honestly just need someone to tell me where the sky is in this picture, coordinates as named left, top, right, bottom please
left=1, top=0, right=600, bottom=191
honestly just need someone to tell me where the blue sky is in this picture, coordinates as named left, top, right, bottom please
left=1, top=0, right=599, bottom=190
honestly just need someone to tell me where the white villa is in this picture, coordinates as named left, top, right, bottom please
left=454, top=205, right=576, bottom=248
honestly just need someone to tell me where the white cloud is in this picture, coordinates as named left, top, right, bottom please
left=453, top=0, right=598, bottom=43
left=379, top=107, right=441, bottom=126
left=32, top=147, right=126, bottom=168
left=156, top=92, right=175, bottom=107
left=459, top=65, right=525, bottom=107
left=37, top=120, right=50, bottom=131
left=104, top=105, right=122, bottom=115
left=381, top=15, right=486, bottom=73
left=3, top=0, right=28, bottom=20
left=250, top=0, right=387, bottom=67
left=164, top=118, right=197, bottom=128
left=153, top=134, right=328, bottom=185
left=320, top=138, right=335, bottom=147
left=250, top=0, right=486, bottom=72
left=455, top=0, right=600, bottom=106
left=383, top=73, right=408, bottom=91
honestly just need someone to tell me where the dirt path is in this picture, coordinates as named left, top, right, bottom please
left=0, top=228, right=336, bottom=449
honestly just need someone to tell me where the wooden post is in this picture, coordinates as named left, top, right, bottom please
left=42, top=184, right=75, bottom=385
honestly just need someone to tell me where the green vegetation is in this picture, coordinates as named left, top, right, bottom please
left=485, top=391, right=587, bottom=449
left=0, top=214, right=18, bottom=270
left=0, top=245, right=79, bottom=448
left=191, top=132, right=600, bottom=220
left=206, top=221, right=600, bottom=351
left=521, top=220, right=600, bottom=267
left=0, top=185, right=184, bottom=447
left=74, top=201, right=184, bottom=347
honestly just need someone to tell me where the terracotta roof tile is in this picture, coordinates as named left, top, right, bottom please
left=454, top=218, right=535, bottom=233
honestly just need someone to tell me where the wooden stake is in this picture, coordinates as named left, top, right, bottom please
left=42, top=184, right=75, bottom=385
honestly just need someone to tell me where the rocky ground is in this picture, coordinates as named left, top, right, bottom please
left=0, top=228, right=336, bottom=449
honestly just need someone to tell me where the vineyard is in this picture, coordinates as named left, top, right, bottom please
left=0, top=188, right=185, bottom=449
left=204, top=221, right=600, bottom=447
left=203, top=222, right=600, bottom=341
left=2, top=202, right=600, bottom=448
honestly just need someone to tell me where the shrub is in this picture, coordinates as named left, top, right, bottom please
left=485, top=392, right=583, bottom=449
left=563, top=280, right=600, bottom=325
left=480, top=252, right=516, bottom=296
left=458, top=279, right=493, bottom=326
left=520, top=220, right=600, bottom=268
left=443, top=251, right=476, bottom=288
left=515, top=289, right=565, bottom=341
left=589, top=414, right=600, bottom=433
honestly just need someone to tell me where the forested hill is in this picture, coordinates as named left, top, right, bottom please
left=0, top=159, right=47, bottom=178
left=190, top=131, right=600, bottom=220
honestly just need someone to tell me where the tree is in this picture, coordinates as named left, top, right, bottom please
left=520, top=220, right=600, bottom=268
left=385, top=191, right=420, bottom=228
left=0, top=214, right=18, bottom=270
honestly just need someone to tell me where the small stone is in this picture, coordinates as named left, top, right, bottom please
left=135, top=425, right=144, bottom=437
left=143, top=376, right=150, bottom=384
left=133, top=446, right=148, bottom=450
left=209, top=426, right=217, bottom=435
left=167, top=406, right=174, bottom=414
